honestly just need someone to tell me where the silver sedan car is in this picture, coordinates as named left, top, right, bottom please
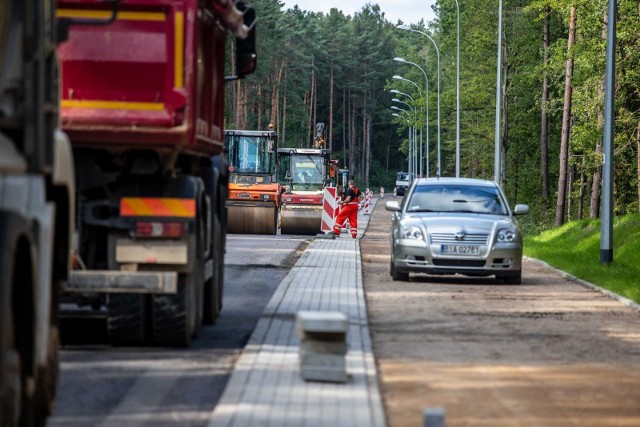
left=385, top=178, right=529, bottom=283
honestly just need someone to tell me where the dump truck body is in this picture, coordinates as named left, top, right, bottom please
left=56, top=0, right=256, bottom=346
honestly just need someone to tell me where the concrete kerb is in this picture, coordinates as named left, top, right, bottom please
left=525, top=256, right=640, bottom=311
left=208, top=199, right=385, bottom=427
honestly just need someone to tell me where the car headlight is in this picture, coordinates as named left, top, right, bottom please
left=497, top=227, right=517, bottom=242
left=400, top=225, right=423, bottom=240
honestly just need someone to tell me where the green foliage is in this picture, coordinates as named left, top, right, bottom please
left=524, top=214, right=640, bottom=303
left=230, top=0, right=639, bottom=224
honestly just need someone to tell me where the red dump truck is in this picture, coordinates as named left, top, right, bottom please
left=56, top=0, right=257, bottom=346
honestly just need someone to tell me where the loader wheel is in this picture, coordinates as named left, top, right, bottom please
left=107, top=294, right=147, bottom=346
left=151, top=274, right=195, bottom=347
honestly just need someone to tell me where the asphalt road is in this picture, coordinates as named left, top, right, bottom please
left=50, top=234, right=310, bottom=427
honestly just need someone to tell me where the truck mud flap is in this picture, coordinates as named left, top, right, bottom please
left=66, top=271, right=177, bottom=294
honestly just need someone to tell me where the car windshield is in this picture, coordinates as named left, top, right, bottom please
left=406, top=184, right=508, bottom=215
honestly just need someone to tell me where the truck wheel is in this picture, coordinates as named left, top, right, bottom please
left=107, top=294, right=147, bottom=346
left=203, top=207, right=223, bottom=325
left=151, top=274, right=195, bottom=347
left=0, top=213, right=42, bottom=426
left=35, top=325, right=59, bottom=417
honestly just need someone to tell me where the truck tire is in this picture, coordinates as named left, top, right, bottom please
left=107, top=294, right=147, bottom=346
left=203, top=163, right=225, bottom=325
left=203, top=200, right=224, bottom=324
left=0, top=212, right=43, bottom=426
left=151, top=274, right=195, bottom=347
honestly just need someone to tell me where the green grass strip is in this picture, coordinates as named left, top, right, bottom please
left=523, top=213, right=640, bottom=304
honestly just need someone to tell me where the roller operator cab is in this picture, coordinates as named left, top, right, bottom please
left=56, top=0, right=257, bottom=347
left=277, top=148, right=332, bottom=235
left=225, top=130, right=279, bottom=234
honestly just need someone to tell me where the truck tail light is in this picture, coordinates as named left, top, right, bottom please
left=135, top=221, right=186, bottom=238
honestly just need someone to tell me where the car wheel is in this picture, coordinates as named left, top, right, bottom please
left=500, top=271, right=522, bottom=285
left=390, top=259, right=409, bottom=281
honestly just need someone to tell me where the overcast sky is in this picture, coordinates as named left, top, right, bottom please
left=279, top=1, right=437, bottom=25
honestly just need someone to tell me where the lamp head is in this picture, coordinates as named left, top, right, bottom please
left=391, top=106, right=402, bottom=111
left=391, top=98, right=401, bottom=103
left=392, top=75, right=404, bottom=81
left=393, top=57, right=407, bottom=63
left=392, top=113, right=401, bottom=117
left=397, top=24, right=410, bottom=31
left=390, top=89, right=400, bottom=94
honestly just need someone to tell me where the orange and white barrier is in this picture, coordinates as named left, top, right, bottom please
left=321, top=187, right=339, bottom=234
left=363, top=189, right=373, bottom=215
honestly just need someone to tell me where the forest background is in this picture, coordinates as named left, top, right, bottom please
left=224, top=0, right=640, bottom=232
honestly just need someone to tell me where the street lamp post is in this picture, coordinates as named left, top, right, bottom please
left=392, top=75, right=422, bottom=177
left=391, top=107, right=414, bottom=175
left=391, top=89, right=428, bottom=177
left=396, top=25, right=441, bottom=177
left=455, top=0, right=460, bottom=177
left=394, top=58, right=429, bottom=178
left=392, top=98, right=418, bottom=176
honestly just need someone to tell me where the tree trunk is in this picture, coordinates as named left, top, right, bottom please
left=366, top=115, right=372, bottom=188
left=282, top=73, right=287, bottom=143
left=329, top=62, right=334, bottom=151
left=555, top=5, right=576, bottom=227
left=637, top=121, right=640, bottom=212
left=578, top=157, right=586, bottom=219
left=307, top=58, right=315, bottom=148
left=349, top=97, right=356, bottom=177
left=234, top=80, right=242, bottom=127
left=270, top=60, right=284, bottom=132
left=361, top=108, right=366, bottom=183
left=343, top=88, right=346, bottom=168
left=590, top=14, right=608, bottom=219
left=541, top=6, right=550, bottom=202
left=500, top=43, right=508, bottom=191
left=257, top=85, right=262, bottom=130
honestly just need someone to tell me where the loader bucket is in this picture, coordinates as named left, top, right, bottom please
left=226, top=201, right=278, bottom=235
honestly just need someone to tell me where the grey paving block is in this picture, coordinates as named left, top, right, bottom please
left=300, top=338, right=348, bottom=355
left=300, top=366, right=349, bottom=383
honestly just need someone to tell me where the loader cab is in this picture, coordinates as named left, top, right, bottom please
left=225, top=130, right=277, bottom=184
left=277, top=148, right=332, bottom=192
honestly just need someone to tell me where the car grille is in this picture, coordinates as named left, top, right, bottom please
left=430, top=233, right=489, bottom=244
left=432, top=259, right=486, bottom=267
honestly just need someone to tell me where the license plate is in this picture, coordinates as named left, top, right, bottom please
left=440, top=245, right=480, bottom=255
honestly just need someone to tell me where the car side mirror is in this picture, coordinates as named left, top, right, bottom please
left=513, top=204, right=529, bottom=215
left=385, top=201, right=401, bottom=212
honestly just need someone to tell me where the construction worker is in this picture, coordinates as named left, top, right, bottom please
left=331, top=179, right=361, bottom=238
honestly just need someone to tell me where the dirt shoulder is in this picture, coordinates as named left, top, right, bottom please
left=360, top=200, right=640, bottom=427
